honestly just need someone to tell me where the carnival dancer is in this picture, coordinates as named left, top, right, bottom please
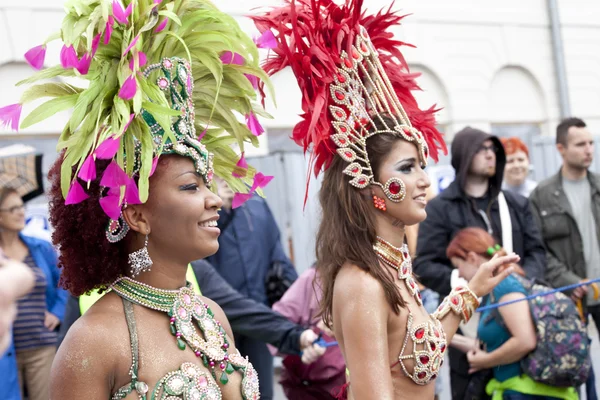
left=0, top=0, right=276, bottom=398
left=253, top=1, right=519, bottom=399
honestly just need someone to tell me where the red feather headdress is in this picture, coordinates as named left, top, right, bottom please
left=253, top=0, right=447, bottom=198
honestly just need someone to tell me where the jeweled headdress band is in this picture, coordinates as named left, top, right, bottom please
left=329, top=26, right=429, bottom=201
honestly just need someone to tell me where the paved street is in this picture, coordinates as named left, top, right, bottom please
left=273, top=322, right=600, bottom=400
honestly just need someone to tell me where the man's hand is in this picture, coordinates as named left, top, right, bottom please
left=571, top=281, right=589, bottom=302
left=299, top=329, right=326, bottom=364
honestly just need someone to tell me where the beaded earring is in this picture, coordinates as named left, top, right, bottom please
left=128, top=233, right=153, bottom=277
left=373, top=195, right=387, bottom=211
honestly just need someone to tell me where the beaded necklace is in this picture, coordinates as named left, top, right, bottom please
left=111, top=277, right=257, bottom=391
left=373, top=236, right=422, bottom=306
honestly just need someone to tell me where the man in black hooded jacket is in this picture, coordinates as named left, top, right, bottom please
left=413, top=126, right=546, bottom=399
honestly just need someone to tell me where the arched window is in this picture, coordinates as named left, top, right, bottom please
left=489, top=66, right=547, bottom=180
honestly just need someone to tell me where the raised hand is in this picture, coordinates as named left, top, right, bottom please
left=468, top=253, right=520, bottom=297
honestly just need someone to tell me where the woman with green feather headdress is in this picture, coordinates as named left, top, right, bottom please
left=0, top=0, right=276, bottom=398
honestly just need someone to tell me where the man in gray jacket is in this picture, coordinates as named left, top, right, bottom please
left=530, top=117, right=599, bottom=400
left=530, top=117, right=600, bottom=327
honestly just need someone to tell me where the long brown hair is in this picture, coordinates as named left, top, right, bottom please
left=316, top=131, right=408, bottom=328
left=446, top=227, right=525, bottom=277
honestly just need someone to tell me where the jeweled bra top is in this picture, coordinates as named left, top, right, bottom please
left=374, top=237, right=448, bottom=385
left=110, top=278, right=260, bottom=400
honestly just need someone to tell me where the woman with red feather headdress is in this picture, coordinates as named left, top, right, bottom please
left=253, top=1, right=520, bottom=399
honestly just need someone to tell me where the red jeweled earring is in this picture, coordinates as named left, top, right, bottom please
left=381, top=177, right=406, bottom=202
left=373, top=195, right=387, bottom=211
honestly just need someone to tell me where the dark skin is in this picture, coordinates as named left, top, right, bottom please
left=332, top=140, right=519, bottom=400
left=51, top=156, right=248, bottom=399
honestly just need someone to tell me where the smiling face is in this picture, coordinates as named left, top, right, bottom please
left=373, top=139, right=431, bottom=226
left=504, top=150, right=530, bottom=186
left=128, top=156, right=223, bottom=264
left=0, top=191, right=26, bottom=233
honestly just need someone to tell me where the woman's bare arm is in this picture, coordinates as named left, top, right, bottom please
left=468, top=292, right=536, bottom=371
left=51, top=313, right=120, bottom=399
left=334, top=268, right=394, bottom=400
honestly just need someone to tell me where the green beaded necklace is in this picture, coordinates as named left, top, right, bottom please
left=111, top=277, right=238, bottom=385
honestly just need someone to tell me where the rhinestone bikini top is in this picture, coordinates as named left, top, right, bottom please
left=110, top=295, right=260, bottom=400
left=374, top=238, right=448, bottom=385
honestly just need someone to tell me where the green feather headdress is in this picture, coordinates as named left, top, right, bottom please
left=0, top=0, right=275, bottom=237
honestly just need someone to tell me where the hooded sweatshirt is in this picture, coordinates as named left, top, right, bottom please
left=414, top=126, right=545, bottom=297
left=451, top=126, right=506, bottom=203
left=450, top=127, right=507, bottom=238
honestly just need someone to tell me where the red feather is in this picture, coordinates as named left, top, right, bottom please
left=252, top=0, right=447, bottom=182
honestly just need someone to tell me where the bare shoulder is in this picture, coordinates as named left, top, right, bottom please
left=334, top=262, right=387, bottom=305
left=52, top=293, right=130, bottom=397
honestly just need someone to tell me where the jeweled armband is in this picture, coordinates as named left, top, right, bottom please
left=432, top=286, right=480, bottom=323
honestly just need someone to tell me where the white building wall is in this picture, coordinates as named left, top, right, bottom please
left=1, top=1, right=599, bottom=138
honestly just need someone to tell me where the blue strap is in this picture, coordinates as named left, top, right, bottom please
left=476, top=277, right=600, bottom=312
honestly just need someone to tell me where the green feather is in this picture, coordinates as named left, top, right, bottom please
left=21, top=95, right=79, bottom=129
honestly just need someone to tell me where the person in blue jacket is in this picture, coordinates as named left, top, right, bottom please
left=209, top=180, right=299, bottom=400
left=0, top=187, right=67, bottom=400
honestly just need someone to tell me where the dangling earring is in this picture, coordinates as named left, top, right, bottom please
left=373, top=195, right=387, bottom=211
left=128, top=232, right=152, bottom=277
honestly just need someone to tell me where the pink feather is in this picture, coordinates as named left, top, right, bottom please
left=24, top=45, right=46, bottom=70
left=100, top=161, right=129, bottom=187
left=65, top=181, right=89, bottom=205
left=0, top=104, right=22, bottom=131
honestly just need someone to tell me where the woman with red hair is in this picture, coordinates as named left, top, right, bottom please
left=500, top=137, right=537, bottom=197
left=447, top=227, right=577, bottom=400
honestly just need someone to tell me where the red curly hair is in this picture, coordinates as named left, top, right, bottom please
left=48, top=155, right=130, bottom=295
left=446, top=227, right=525, bottom=277
left=500, top=137, right=529, bottom=158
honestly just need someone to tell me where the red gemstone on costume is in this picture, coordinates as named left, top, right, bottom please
left=402, top=265, right=408, bottom=275
left=409, top=280, right=415, bottom=288
left=440, top=344, right=447, bottom=353
left=430, top=342, right=436, bottom=351
left=419, top=355, right=430, bottom=365
left=417, top=371, right=427, bottom=380
left=344, top=58, right=353, bottom=68
left=389, top=181, right=401, bottom=195
left=352, top=167, right=359, bottom=174
left=358, top=178, right=366, bottom=185
left=431, top=374, right=437, bottom=380
left=344, top=151, right=352, bottom=158
left=404, top=128, right=412, bottom=137
left=337, top=73, right=346, bottom=83
left=335, top=111, right=344, bottom=118
left=451, top=296, right=460, bottom=305
left=415, top=328, right=425, bottom=340
left=340, top=126, right=347, bottom=133
left=351, top=49, right=360, bottom=59
left=335, top=91, right=345, bottom=100
left=360, top=42, right=368, bottom=52
left=434, top=329, right=440, bottom=338
left=338, top=138, right=346, bottom=144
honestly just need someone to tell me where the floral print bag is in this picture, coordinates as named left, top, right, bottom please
left=492, top=274, right=591, bottom=387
